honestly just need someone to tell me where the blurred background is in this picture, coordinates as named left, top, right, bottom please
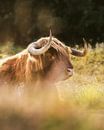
left=0, top=0, right=104, bottom=46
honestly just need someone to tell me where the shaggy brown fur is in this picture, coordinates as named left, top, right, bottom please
left=0, top=37, right=73, bottom=87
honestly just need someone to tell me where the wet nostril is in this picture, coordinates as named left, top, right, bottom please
left=67, top=68, right=73, bottom=76
left=67, top=68, right=72, bottom=72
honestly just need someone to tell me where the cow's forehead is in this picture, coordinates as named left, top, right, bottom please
left=32, top=37, right=72, bottom=55
left=34, top=37, right=72, bottom=55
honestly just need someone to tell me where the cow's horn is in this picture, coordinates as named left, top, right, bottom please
left=71, top=39, right=87, bottom=57
left=28, top=30, right=52, bottom=55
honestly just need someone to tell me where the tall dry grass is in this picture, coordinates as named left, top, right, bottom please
left=0, top=42, right=104, bottom=130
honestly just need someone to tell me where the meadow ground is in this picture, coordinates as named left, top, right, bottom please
left=0, top=42, right=104, bottom=130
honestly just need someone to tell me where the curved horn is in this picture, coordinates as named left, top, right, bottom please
left=71, top=39, right=87, bottom=57
left=28, top=30, right=52, bottom=55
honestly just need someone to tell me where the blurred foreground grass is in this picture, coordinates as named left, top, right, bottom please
left=0, top=42, right=104, bottom=130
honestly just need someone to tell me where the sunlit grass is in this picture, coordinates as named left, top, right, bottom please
left=0, top=42, right=104, bottom=130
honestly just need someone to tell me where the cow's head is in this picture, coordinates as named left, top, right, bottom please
left=27, top=30, right=87, bottom=82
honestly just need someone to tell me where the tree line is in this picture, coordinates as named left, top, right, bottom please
left=0, top=0, right=104, bottom=46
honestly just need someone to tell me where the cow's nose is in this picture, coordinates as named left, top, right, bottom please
left=67, top=68, right=73, bottom=76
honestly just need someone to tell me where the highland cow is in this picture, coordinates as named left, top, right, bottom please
left=0, top=30, right=87, bottom=87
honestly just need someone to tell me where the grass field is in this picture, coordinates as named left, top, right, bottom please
left=0, top=43, right=104, bottom=130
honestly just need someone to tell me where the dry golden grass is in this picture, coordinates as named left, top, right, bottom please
left=0, top=43, right=104, bottom=130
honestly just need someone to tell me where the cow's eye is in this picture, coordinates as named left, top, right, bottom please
left=46, top=53, right=51, bottom=57
left=48, top=53, right=55, bottom=60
